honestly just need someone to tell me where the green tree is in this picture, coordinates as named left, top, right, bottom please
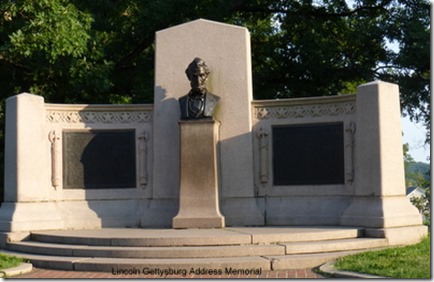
left=0, top=0, right=429, bottom=113
left=0, top=0, right=93, bottom=102
left=226, top=0, right=430, bottom=139
left=0, top=0, right=430, bottom=200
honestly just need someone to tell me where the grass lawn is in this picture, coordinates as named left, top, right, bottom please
left=0, top=253, right=25, bottom=270
left=334, top=235, right=430, bottom=278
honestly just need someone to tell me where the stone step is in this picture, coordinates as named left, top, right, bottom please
left=2, top=247, right=387, bottom=272
left=282, top=238, right=388, bottom=254
left=7, top=241, right=286, bottom=258
left=0, top=250, right=271, bottom=272
left=7, top=237, right=386, bottom=259
left=28, top=226, right=364, bottom=246
left=2, top=227, right=384, bottom=272
left=267, top=248, right=388, bottom=270
left=7, top=237, right=387, bottom=259
left=229, top=227, right=364, bottom=244
left=29, top=228, right=252, bottom=247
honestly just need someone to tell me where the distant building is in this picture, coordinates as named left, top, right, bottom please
left=406, top=186, right=427, bottom=221
left=406, top=186, right=426, bottom=200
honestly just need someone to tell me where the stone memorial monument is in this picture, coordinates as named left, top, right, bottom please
left=172, top=58, right=225, bottom=228
left=0, top=19, right=426, bottom=249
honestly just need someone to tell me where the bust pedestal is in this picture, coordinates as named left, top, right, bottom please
left=172, top=119, right=225, bottom=228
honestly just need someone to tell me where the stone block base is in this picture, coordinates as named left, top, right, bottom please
left=141, top=199, right=178, bottom=228
left=267, top=196, right=351, bottom=226
left=221, top=198, right=264, bottom=226
left=340, top=196, right=423, bottom=228
left=59, top=199, right=143, bottom=229
left=0, top=202, right=63, bottom=232
left=173, top=216, right=225, bottom=229
left=366, top=225, right=428, bottom=246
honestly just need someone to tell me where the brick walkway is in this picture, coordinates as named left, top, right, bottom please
left=11, top=267, right=324, bottom=279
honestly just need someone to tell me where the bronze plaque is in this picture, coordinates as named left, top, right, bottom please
left=272, top=123, right=344, bottom=185
left=63, top=130, right=136, bottom=189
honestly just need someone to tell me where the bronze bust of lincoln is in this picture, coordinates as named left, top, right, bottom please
left=179, top=58, right=219, bottom=120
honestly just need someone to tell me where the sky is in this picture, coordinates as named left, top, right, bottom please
left=401, top=116, right=430, bottom=163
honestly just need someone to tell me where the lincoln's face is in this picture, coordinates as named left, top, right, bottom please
left=189, top=66, right=208, bottom=92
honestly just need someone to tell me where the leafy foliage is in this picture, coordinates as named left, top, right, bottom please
left=0, top=253, right=25, bottom=270
left=0, top=0, right=93, bottom=102
left=406, top=162, right=430, bottom=187
left=225, top=0, right=430, bottom=134
left=0, top=0, right=429, bottom=107
left=0, top=0, right=430, bottom=199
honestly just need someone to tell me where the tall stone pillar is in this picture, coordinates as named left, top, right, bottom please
left=340, top=81, right=427, bottom=244
left=144, top=19, right=264, bottom=227
left=0, top=94, right=62, bottom=232
left=173, top=120, right=224, bottom=228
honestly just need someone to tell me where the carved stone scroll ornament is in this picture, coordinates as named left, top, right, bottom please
left=345, top=122, right=356, bottom=184
left=138, top=131, right=150, bottom=187
left=256, top=127, right=269, bottom=185
left=48, top=130, right=61, bottom=189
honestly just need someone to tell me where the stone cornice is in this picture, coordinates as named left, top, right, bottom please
left=45, top=103, right=153, bottom=124
left=252, top=95, right=356, bottom=119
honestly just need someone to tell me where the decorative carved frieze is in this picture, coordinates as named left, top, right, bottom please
left=253, top=100, right=356, bottom=120
left=46, top=111, right=152, bottom=124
